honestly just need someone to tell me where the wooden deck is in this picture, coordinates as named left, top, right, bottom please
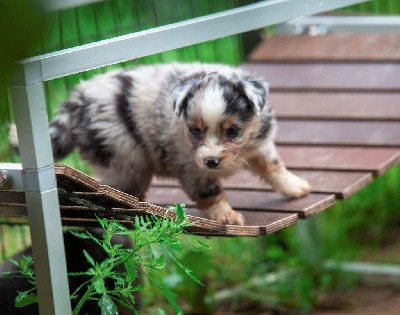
left=1, top=33, right=399, bottom=236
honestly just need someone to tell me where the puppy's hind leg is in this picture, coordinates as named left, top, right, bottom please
left=248, top=142, right=311, bottom=198
left=180, top=175, right=245, bottom=225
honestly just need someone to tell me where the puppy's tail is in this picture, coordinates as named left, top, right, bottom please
left=8, top=103, right=76, bottom=160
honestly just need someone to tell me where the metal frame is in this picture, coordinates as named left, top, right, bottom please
left=21, top=0, right=368, bottom=83
left=0, top=0, right=370, bottom=313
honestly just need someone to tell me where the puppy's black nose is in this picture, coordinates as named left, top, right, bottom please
left=204, top=157, right=220, bottom=168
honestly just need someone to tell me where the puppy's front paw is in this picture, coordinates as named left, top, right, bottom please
left=203, top=201, right=245, bottom=225
left=271, top=170, right=312, bottom=198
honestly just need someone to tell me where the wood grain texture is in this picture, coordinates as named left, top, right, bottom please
left=0, top=165, right=304, bottom=236
left=243, top=63, right=400, bottom=91
left=278, top=146, right=400, bottom=176
left=145, top=186, right=335, bottom=218
left=276, top=120, right=400, bottom=147
left=271, top=92, right=400, bottom=121
left=152, top=170, right=373, bottom=199
left=248, top=34, right=400, bottom=62
left=185, top=209, right=299, bottom=236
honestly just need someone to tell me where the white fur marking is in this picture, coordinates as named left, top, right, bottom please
left=200, top=86, right=225, bottom=132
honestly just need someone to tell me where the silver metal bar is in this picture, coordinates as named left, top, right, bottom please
left=281, top=15, right=400, bottom=34
left=18, top=0, right=369, bottom=84
left=325, top=261, right=400, bottom=286
left=11, top=68, right=71, bottom=314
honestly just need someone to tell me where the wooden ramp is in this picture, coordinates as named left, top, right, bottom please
left=1, top=33, right=400, bottom=236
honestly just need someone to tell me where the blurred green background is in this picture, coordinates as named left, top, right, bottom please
left=0, top=0, right=399, bottom=313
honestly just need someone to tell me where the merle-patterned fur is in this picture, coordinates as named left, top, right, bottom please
left=45, top=62, right=311, bottom=225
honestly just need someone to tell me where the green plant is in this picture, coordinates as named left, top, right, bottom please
left=0, top=205, right=209, bottom=314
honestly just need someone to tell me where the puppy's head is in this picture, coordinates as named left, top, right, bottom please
left=172, top=71, right=269, bottom=174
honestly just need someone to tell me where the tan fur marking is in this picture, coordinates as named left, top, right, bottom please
left=248, top=156, right=284, bottom=174
left=221, top=117, right=235, bottom=131
left=191, top=114, right=206, bottom=132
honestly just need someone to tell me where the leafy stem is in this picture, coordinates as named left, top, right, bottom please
left=0, top=204, right=209, bottom=314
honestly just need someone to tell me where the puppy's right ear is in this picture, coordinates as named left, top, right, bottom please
left=171, top=73, right=204, bottom=117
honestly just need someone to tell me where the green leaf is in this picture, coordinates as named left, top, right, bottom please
left=157, top=308, right=167, bottom=315
left=68, top=271, right=91, bottom=277
left=93, top=277, right=106, bottom=295
left=20, top=256, right=33, bottom=270
left=133, top=284, right=144, bottom=292
left=83, top=249, right=95, bottom=267
left=154, top=255, right=166, bottom=270
left=15, top=291, right=38, bottom=308
left=124, top=260, right=138, bottom=283
left=98, top=217, right=109, bottom=230
left=159, top=282, right=182, bottom=314
left=98, top=293, right=118, bottom=315
left=69, top=230, right=93, bottom=239
left=175, top=203, right=186, bottom=222
left=8, top=258, right=20, bottom=267
left=166, top=251, right=203, bottom=286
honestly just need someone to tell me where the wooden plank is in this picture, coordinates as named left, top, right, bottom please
left=276, top=120, right=400, bottom=147
left=248, top=34, right=400, bottom=62
left=145, top=186, right=335, bottom=218
left=271, top=92, right=400, bottom=121
left=243, top=63, right=400, bottom=91
left=185, top=209, right=299, bottom=236
left=278, top=146, right=400, bottom=176
left=289, top=170, right=372, bottom=199
left=55, top=164, right=100, bottom=192
left=152, top=170, right=373, bottom=199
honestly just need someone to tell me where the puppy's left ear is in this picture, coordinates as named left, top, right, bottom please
left=171, top=73, right=204, bottom=117
left=241, top=78, right=269, bottom=116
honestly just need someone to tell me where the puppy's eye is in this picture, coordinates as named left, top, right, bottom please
left=226, top=126, right=240, bottom=139
left=189, top=126, right=202, bottom=139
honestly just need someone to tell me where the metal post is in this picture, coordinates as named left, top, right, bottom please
left=11, top=63, right=71, bottom=314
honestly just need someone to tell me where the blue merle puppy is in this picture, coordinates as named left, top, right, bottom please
left=45, top=63, right=311, bottom=225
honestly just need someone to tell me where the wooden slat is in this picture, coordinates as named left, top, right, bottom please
left=145, top=186, right=335, bottom=218
left=289, top=170, right=372, bottom=199
left=0, top=191, right=26, bottom=205
left=243, top=63, right=400, bottom=91
left=276, top=120, right=400, bottom=147
left=278, top=146, right=400, bottom=176
left=152, top=170, right=373, bottom=199
left=271, top=92, right=400, bottom=121
left=186, top=209, right=299, bottom=236
left=248, top=34, right=400, bottom=62
left=55, top=164, right=100, bottom=192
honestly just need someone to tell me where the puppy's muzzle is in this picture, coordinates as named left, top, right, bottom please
left=204, top=156, right=221, bottom=169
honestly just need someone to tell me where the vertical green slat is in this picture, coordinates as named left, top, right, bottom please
left=133, top=0, right=161, bottom=64
left=42, top=12, right=62, bottom=54
left=0, top=71, right=9, bottom=125
left=75, top=5, right=97, bottom=47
